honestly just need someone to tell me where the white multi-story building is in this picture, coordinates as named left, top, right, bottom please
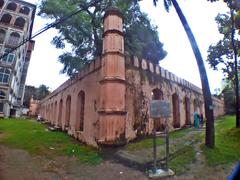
left=0, top=0, right=35, bottom=117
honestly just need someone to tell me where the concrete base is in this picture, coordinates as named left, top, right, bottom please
left=149, top=168, right=174, bottom=178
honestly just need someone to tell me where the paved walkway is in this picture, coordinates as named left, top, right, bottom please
left=116, top=128, right=203, bottom=169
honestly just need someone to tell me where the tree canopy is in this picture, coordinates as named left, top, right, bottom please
left=23, top=84, right=50, bottom=107
left=207, top=13, right=239, bottom=85
left=38, top=0, right=167, bottom=76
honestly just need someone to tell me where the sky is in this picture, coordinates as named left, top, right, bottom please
left=25, top=0, right=229, bottom=93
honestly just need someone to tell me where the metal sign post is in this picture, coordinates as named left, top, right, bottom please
left=153, top=120, right=157, bottom=173
left=149, top=100, right=174, bottom=178
left=165, top=119, right=169, bottom=171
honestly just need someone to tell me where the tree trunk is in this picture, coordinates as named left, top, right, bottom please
left=171, top=0, right=215, bottom=148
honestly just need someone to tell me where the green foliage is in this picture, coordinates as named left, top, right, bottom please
left=38, top=0, right=167, bottom=76
left=23, top=85, right=36, bottom=107
left=23, top=84, right=50, bottom=107
left=0, top=119, right=102, bottom=165
left=202, top=116, right=240, bottom=166
left=36, top=84, right=50, bottom=100
left=221, top=81, right=236, bottom=114
left=207, top=13, right=238, bottom=83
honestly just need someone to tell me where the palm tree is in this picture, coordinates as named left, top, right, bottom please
left=153, top=0, right=215, bottom=148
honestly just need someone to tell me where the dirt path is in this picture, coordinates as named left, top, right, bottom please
left=0, top=145, right=148, bottom=180
left=0, top=129, right=234, bottom=180
left=0, top=143, right=234, bottom=180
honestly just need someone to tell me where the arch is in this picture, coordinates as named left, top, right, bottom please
left=19, top=6, right=30, bottom=15
left=65, top=96, right=71, bottom=127
left=47, top=104, right=50, bottom=121
left=193, top=99, right=200, bottom=112
left=8, top=32, right=20, bottom=46
left=58, top=99, right=63, bottom=126
left=0, top=0, right=4, bottom=8
left=0, top=29, right=6, bottom=43
left=184, top=96, right=191, bottom=126
left=76, top=91, right=85, bottom=131
left=54, top=101, right=57, bottom=124
left=7, top=2, right=17, bottom=11
left=199, top=101, right=204, bottom=115
left=152, top=88, right=163, bottom=100
left=50, top=103, right=53, bottom=123
left=45, top=105, right=47, bottom=119
left=0, top=68, right=10, bottom=84
left=14, top=17, right=25, bottom=29
left=172, top=93, right=180, bottom=128
left=152, top=88, right=164, bottom=131
left=0, top=90, right=6, bottom=99
left=0, top=14, right=12, bottom=24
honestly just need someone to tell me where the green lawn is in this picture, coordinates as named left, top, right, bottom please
left=202, top=115, right=240, bottom=166
left=0, top=118, right=102, bottom=165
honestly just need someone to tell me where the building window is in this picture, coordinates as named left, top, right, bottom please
left=0, top=29, right=6, bottom=44
left=0, top=14, right=12, bottom=24
left=0, top=0, right=4, bottom=8
left=0, top=68, right=10, bottom=84
left=19, top=6, right=30, bottom=15
left=0, top=103, right=3, bottom=112
left=2, top=48, right=15, bottom=64
left=14, top=17, right=25, bottom=29
left=8, top=32, right=20, bottom=46
left=6, top=2, right=17, bottom=11
left=0, top=90, right=6, bottom=99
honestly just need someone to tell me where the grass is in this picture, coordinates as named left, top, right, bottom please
left=202, top=115, right=240, bottom=166
left=0, top=118, right=102, bottom=165
left=169, top=145, right=196, bottom=174
left=127, top=127, right=194, bottom=151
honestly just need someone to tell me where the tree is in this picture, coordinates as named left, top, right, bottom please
left=38, top=0, right=167, bottom=76
left=207, top=13, right=237, bottom=86
left=208, top=0, right=240, bottom=127
left=23, top=85, right=36, bottom=107
left=23, top=85, right=50, bottom=108
left=222, top=80, right=236, bottom=114
left=152, top=0, right=215, bottom=148
left=35, top=85, right=50, bottom=100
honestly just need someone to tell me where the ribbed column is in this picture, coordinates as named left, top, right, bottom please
left=97, top=7, right=126, bottom=145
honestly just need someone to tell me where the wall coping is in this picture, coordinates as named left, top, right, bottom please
left=126, top=55, right=203, bottom=95
left=40, top=56, right=102, bottom=103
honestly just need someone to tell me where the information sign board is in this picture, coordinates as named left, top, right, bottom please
left=150, top=100, right=171, bottom=118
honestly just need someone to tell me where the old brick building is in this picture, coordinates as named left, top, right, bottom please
left=0, top=0, right=36, bottom=117
left=39, top=7, right=225, bottom=147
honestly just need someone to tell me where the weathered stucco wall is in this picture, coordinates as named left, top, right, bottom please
left=40, top=58, right=102, bottom=147
left=39, top=7, right=225, bottom=147
left=29, top=97, right=39, bottom=117
left=125, top=56, right=225, bottom=141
